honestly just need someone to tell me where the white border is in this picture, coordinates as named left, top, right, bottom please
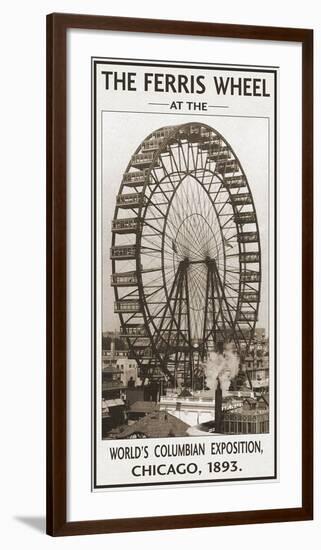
left=67, top=28, right=302, bottom=521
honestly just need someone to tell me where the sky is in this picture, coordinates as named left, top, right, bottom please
left=100, top=111, right=272, bottom=336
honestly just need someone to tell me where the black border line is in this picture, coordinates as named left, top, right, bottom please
left=92, top=55, right=280, bottom=69
left=94, top=59, right=278, bottom=74
left=101, top=110, right=270, bottom=119
left=92, top=59, right=97, bottom=490
left=92, top=58, right=277, bottom=490
left=274, top=70, right=278, bottom=481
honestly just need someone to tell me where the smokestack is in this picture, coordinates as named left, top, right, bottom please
left=111, top=338, right=115, bottom=355
left=215, top=378, right=223, bottom=433
left=216, top=341, right=224, bottom=355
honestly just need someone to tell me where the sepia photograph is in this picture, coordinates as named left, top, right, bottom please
left=102, top=121, right=270, bottom=440
left=93, top=58, right=276, bottom=487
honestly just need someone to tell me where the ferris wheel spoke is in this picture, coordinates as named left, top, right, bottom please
left=174, top=222, right=206, bottom=255
left=209, top=178, right=225, bottom=205
left=168, top=146, right=182, bottom=174
left=220, top=214, right=235, bottom=229
left=145, top=201, right=169, bottom=220
left=190, top=143, right=199, bottom=173
left=178, top=141, right=189, bottom=172
left=176, top=144, right=184, bottom=173
left=112, top=122, right=261, bottom=386
left=158, top=156, right=179, bottom=194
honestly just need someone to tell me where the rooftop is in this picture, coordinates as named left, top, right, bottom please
left=102, top=380, right=124, bottom=391
left=129, top=401, right=159, bottom=414
left=102, top=364, right=122, bottom=373
left=224, top=407, right=268, bottom=418
left=118, top=411, right=189, bottom=439
left=258, top=394, right=269, bottom=406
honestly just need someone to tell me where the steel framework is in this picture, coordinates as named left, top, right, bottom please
left=111, top=122, right=261, bottom=388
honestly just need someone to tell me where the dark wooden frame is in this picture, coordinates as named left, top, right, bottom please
left=47, top=12, right=313, bottom=536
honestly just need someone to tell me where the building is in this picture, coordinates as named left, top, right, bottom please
left=102, top=335, right=139, bottom=387
left=102, top=397, right=125, bottom=437
left=243, top=328, right=269, bottom=392
left=221, top=393, right=269, bottom=434
left=101, top=363, right=126, bottom=437
left=127, top=400, right=159, bottom=422
left=101, top=339, right=127, bottom=436
left=187, top=392, right=269, bottom=436
left=159, top=393, right=215, bottom=426
left=117, top=411, right=189, bottom=439
left=102, top=363, right=124, bottom=399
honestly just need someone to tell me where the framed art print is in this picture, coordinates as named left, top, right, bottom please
left=47, top=13, right=313, bottom=535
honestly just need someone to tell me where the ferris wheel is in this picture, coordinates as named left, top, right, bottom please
left=110, top=122, right=261, bottom=387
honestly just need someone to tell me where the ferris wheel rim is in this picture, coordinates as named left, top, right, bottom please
left=111, top=121, right=262, bottom=381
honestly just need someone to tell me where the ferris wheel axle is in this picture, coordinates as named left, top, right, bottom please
left=111, top=122, right=261, bottom=387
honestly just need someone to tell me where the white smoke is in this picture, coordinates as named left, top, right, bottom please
left=204, top=344, right=239, bottom=397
